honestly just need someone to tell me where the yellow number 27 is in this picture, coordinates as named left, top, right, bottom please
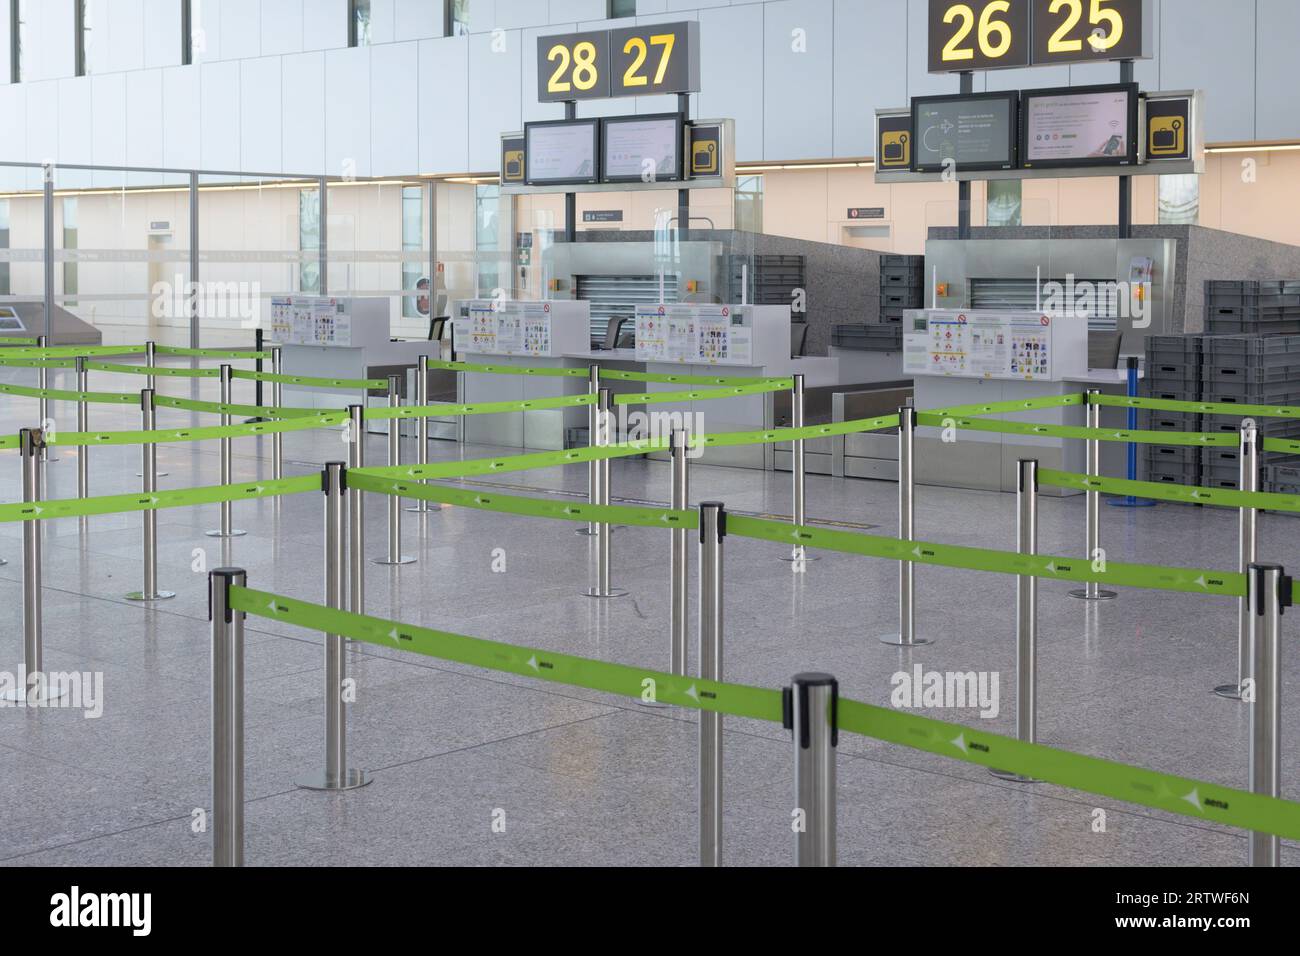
left=622, top=32, right=676, bottom=88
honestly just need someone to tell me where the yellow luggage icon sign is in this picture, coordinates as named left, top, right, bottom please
left=881, top=130, right=910, bottom=167
left=1149, top=116, right=1184, bottom=157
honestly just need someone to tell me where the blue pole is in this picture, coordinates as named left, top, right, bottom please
left=1110, top=355, right=1156, bottom=508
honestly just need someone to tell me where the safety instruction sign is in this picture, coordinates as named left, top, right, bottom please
left=904, top=310, right=1063, bottom=382
left=270, top=297, right=351, bottom=346
left=463, top=300, right=554, bottom=357
left=634, top=304, right=752, bottom=366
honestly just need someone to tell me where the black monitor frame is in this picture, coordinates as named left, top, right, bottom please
left=524, top=118, right=602, bottom=186
left=599, top=112, right=685, bottom=184
left=1019, top=82, right=1140, bottom=170
left=910, top=90, right=1020, bottom=174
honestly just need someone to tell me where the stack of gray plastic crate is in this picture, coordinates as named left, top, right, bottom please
left=1199, top=333, right=1300, bottom=493
left=1142, top=334, right=1203, bottom=486
left=831, top=323, right=903, bottom=350
left=879, top=255, right=924, bottom=323
left=1205, top=280, right=1300, bottom=335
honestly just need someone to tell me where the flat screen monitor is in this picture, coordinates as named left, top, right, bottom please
left=911, top=91, right=1018, bottom=173
left=525, top=119, right=600, bottom=186
left=1021, top=83, right=1139, bottom=169
left=600, top=114, right=683, bottom=183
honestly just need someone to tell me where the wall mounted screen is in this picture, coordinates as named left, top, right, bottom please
left=601, top=114, right=683, bottom=183
left=525, top=119, right=601, bottom=186
left=1021, top=84, right=1139, bottom=168
left=911, top=92, right=1019, bottom=173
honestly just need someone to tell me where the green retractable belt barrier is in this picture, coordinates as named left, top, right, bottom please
left=153, top=346, right=269, bottom=359
left=698, top=415, right=900, bottom=449
left=229, top=368, right=387, bottom=389
left=917, top=412, right=1236, bottom=447
left=427, top=359, right=589, bottom=378
left=352, top=437, right=668, bottom=484
left=0, top=335, right=41, bottom=345
left=86, top=360, right=221, bottom=378
left=0, top=474, right=319, bottom=524
left=726, top=514, right=1243, bottom=597
left=0, top=435, right=18, bottom=449
left=1090, top=393, right=1300, bottom=420
left=1038, top=467, right=1300, bottom=514
left=347, top=471, right=695, bottom=528
left=1, top=344, right=147, bottom=359
left=228, top=585, right=1300, bottom=840
left=0, top=383, right=139, bottom=405
left=921, top=394, right=1085, bottom=418
left=152, top=395, right=337, bottom=419
left=0, top=357, right=76, bottom=368
left=600, top=369, right=792, bottom=387
left=45, top=412, right=348, bottom=448
left=614, top=380, right=792, bottom=406
left=362, top=393, right=594, bottom=421
left=1261, top=437, right=1300, bottom=456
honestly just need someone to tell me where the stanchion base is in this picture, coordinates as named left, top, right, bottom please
left=878, top=634, right=933, bottom=647
left=1107, top=497, right=1157, bottom=508
left=125, top=590, right=177, bottom=602
left=779, top=551, right=820, bottom=563
left=295, top=769, right=373, bottom=791
left=584, top=587, right=630, bottom=599
left=637, top=698, right=669, bottom=709
left=1067, top=588, right=1118, bottom=601
left=204, top=529, right=247, bottom=538
left=372, top=555, right=417, bottom=566
left=1213, top=683, right=1244, bottom=701
left=404, top=505, right=444, bottom=514
left=135, top=472, right=170, bottom=478
left=0, top=684, right=69, bottom=704
left=988, top=768, right=1041, bottom=783
left=0, top=557, right=6, bottom=566
left=575, top=526, right=622, bottom=536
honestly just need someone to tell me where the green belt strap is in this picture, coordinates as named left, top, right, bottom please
left=427, top=359, right=588, bottom=378
left=921, top=394, right=1085, bottom=418
left=0, top=335, right=41, bottom=345
left=47, top=412, right=348, bottom=448
left=348, top=472, right=696, bottom=529
left=1, top=344, right=147, bottom=359
left=699, top=415, right=900, bottom=450
left=836, top=700, right=1300, bottom=840
left=1039, top=467, right=1300, bottom=514
left=230, top=368, right=387, bottom=389
left=1261, top=437, right=1300, bottom=456
left=0, top=474, right=320, bottom=524
left=0, top=357, right=77, bottom=368
left=0, top=383, right=138, bottom=405
left=725, top=513, right=1244, bottom=597
left=363, top=393, right=595, bottom=421
left=918, top=412, right=1236, bottom=447
left=154, top=346, right=270, bottom=359
left=614, top=380, right=792, bottom=406
left=85, top=360, right=221, bottom=378
left=0, top=435, right=18, bottom=449
left=353, top=437, right=668, bottom=483
left=1091, top=393, right=1300, bottom=420
left=231, top=585, right=784, bottom=721
left=153, top=395, right=337, bottom=419
left=600, top=369, right=791, bottom=387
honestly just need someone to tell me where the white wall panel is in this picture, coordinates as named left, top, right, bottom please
left=262, top=0, right=305, bottom=56
left=200, top=60, right=242, bottom=170
left=303, top=0, right=349, bottom=51
left=220, top=0, right=263, bottom=60
left=467, top=29, right=522, bottom=171
left=161, top=65, right=201, bottom=168
left=0, top=7, right=10, bottom=86
left=1159, top=0, right=1254, bottom=141
left=92, top=0, right=146, bottom=74
left=59, top=78, right=95, bottom=166
left=394, top=0, right=441, bottom=39
left=698, top=5, right=763, bottom=161
left=763, top=0, right=834, bottom=160
left=125, top=69, right=164, bottom=168
left=1255, top=0, right=1300, bottom=142
left=549, top=0, right=607, bottom=23
left=521, top=24, right=572, bottom=124
left=832, top=0, right=906, bottom=158
left=0, top=86, right=26, bottom=167
left=324, top=47, right=371, bottom=177
left=25, top=82, right=59, bottom=163
left=240, top=57, right=282, bottom=172
left=468, top=1, right=498, bottom=34
left=419, top=37, right=469, bottom=172
left=87, top=73, right=123, bottom=187
left=369, top=41, right=419, bottom=176
left=282, top=52, right=326, bottom=172
left=368, top=0, right=397, bottom=44
left=143, top=0, right=184, bottom=68
left=23, top=0, right=77, bottom=81
left=496, top=0, right=552, bottom=30
left=191, top=0, right=225, bottom=63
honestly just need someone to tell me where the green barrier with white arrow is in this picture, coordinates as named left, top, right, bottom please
left=917, top=412, right=1236, bottom=447
left=362, top=393, right=594, bottom=421
left=1090, top=393, right=1300, bottom=420
left=1038, top=467, right=1300, bottom=514
left=613, top=380, right=792, bottom=406
left=86, top=360, right=221, bottom=378
left=46, top=412, right=348, bottom=448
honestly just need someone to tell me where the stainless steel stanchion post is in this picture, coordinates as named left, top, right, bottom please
left=145, top=339, right=157, bottom=391
left=206, top=364, right=245, bottom=538
left=2, top=429, right=64, bottom=703
left=75, top=356, right=89, bottom=529
left=126, top=389, right=175, bottom=602
left=405, top=355, right=439, bottom=515
left=585, top=388, right=627, bottom=598
left=347, top=404, right=365, bottom=615
left=374, top=376, right=415, bottom=566
left=992, top=459, right=1040, bottom=783
left=781, top=373, right=816, bottom=564
left=210, top=567, right=246, bottom=867
left=1217, top=419, right=1260, bottom=700
left=297, top=462, right=371, bottom=792
left=1070, top=389, right=1116, bottom=601
left=271, top=346, right=284, bottom=482
left=786, top=673, right=838, bottom=867
left=36, top=335, right=56, bottom=463
left=1246, top=562, right=1287, bottom=867
left=670, top=428, right=690, bottom=675
left=578, top=364, right=601, bottom=536
left=698, top=501, right=725, bottom=867
left=880, top=407, right=929, bottom=646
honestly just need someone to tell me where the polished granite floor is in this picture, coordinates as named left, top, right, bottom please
left=1, top=366, right=1297, bottom=867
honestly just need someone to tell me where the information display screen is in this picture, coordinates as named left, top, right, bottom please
left=525, top=119, right=600, bottom=185
left=1021, top=84, right=1138, bottom=168
left=911, top=92, right=1018, bottom=172
left=601, top=114, right=682, bottom=183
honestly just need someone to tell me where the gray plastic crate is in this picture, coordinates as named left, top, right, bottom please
left=1201, top=333, right=1300, bottom=361
left=1266, top=462, right=1300, bottom=485
left=1142, top=410, right=1202, bottom=433
left=831, top=324, right=902, bottom=351
left=1146, top=446, right=1201, bottom=469
left=1146, top=385, right=1201, bottom=403
left=1204, top=363, right=1300, bottom=386
left=1207, top=317, right=1300, bottom=335
left=881, top=290, right=924, bottom=309
left=1204, top=414, right=1300, bottom=439
left=1146, top=336, right=1202, bottom=367
left=1147, top=368, right=1201, bottom=393
left=1204, top=384, right=1300, bottom=406
left=1144, top=456, right=1200, bottom=484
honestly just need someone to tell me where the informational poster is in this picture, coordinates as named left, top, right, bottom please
left=904, top=310, right=1057, bottom=381
left=270, top=296, right=351, bottom=346
left=464, top=300, right=554, bottom=356
left=635, top=304, right=752, bottom=366
left=1024, top=88, right=1133, bottom=165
